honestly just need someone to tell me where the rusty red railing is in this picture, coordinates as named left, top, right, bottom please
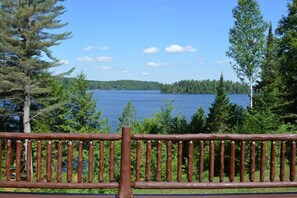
left=0, top=127, right=297, bottom=197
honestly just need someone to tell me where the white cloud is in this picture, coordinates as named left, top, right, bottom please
left=84, top=45, right=110, bottom=51
left=196, top=57, right=205, bottom=65
left=59, top=59, right=69, bottom=65
left=147, top=62, right=161, bottom=68
left=96, top=56, right=113, bottom=63
left=216, top=59, right=229, bottom=65
left=78, top=56, right=94, bottom=62
left=99, top=46, right=110, bottom=50
left=143, top=47, right=160, bottom=54
left=165, top=44, right=197, bottom=53
left=99, top=66, right=110, bottom=71
left=122, top=70, right=130, bottom=76
left=83, top=46, right=93, bottom=51
left=142, top=72, right=149, bottom=76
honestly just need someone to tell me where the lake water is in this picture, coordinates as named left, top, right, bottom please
left=92, top=90, right=249, bottom=131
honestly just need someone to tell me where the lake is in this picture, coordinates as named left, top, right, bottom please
left=92, top=90, right=249, bottom=131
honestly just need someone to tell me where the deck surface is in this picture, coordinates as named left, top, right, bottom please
left=1, top=192, right=297, bottom=198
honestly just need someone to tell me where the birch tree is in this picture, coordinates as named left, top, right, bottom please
left=226, top=0, right=268, bottom=108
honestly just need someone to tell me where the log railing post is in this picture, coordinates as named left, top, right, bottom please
left=117, top=127, right=133, bottom=198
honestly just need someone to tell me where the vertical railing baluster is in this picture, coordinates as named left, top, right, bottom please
left=37, top=140, right=42, bottom=182
left=88, top=141, right=94, bottom=183
left=145, top=141, right=152, bottom=181
left=177, top=141, right=182, bottom=182
left=220, top=140, right=224, bottom=182
left=6, top=139, right=12, bottom=181
left=46, top=140, right=52, bottom=182
left=26, top=139, right=32, bottom=182
left=240, top=141, right=245, bottom=182
left=260, top=141, right=266, bottom=182
left=249, top=141, right=256, bottom=182
left=109, top=140, right=115, bottom=182
left=67, top=141, right=73, bottom=183
left=136, top=140, right=141, bottom=181
left=77, top=141, right=83, bottom=183
left=166, top=141, right=172, bottom=182
left=156, top=140, right=162, bottom=182
left=188, top=141, right=193, bottom=182
left=57, top=140, right=63, bottom=182
left=209, top=140, right=214, bottom=182
left=16, top=140, right=22, bottom=181
left=199, top=140, right=204, bottom=182
left=290, top=141, right=296, bottom=182
left=270, top=141, right=276, bottom=182
left=99, top=141, right=104, bottom=182
left=0, top=140, right=2, bottom=179
left=229, top=141, right=235, bottom=182
left=280, top=141, right=286, bottom=182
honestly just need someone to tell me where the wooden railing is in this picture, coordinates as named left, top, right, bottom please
left=0, top=132, right=121, bottom=190
left=0, top=127, right=297, bottom=197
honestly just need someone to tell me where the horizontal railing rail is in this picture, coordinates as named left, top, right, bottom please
left=0, top=127, right=296, bottom=197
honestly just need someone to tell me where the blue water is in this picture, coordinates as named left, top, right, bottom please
left=92, top=90, right=249, bottom=131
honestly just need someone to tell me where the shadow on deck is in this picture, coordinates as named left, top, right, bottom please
left=1, top=192, right=297, bottom=198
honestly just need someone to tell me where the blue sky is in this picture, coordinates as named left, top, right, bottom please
left=52, top=0, right=289, bottom=83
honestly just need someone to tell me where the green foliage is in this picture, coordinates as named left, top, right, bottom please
left=276, top=0, right=297, bottom=123
left=161, top=79, right=249, bottom=94
left=117, top=101, right=139, bottom=133
left=33, top=72, right=109, bottom=133
left=188, top=107, right=206, bottom=134
left=0, top=0, right=71, bottom=133
left=89, top=80, right=162, bottom=90
left=206, top=75, right=232, bottom=133
left=226, top=0, right=268, bottom=108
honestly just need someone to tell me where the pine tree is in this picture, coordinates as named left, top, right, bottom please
left=253, top=23, right=283, bottom=126
left=276, top=0, right=297, bottom=123
left=33, top=73, right=110, bottom=133
left=226, top=0, right=268, bottom=108
left=189, top=107, right=206, bottom=134
left=68, top=73, right=109, bottom=133
left=117, top=101, right=138, bottom=133
left=207, top=75, right=231, bottom=133
left=0, top=0, right=71, bottom=133
left=258, top=23, right=279, bottom=91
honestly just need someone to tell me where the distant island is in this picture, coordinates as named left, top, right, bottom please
left=89, top=80, right=162, bottom=90
left=88, top=79, right=249, bottom=94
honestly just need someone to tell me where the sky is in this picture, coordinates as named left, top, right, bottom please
left=52, top=0, right=289, bottom=84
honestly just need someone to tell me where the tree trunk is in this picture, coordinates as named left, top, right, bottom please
left=23, top=86, right=32, bottom=175
left=250, top=82, right=253, bottom=108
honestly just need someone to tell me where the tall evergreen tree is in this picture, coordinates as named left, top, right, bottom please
left=206, top=74, right=232, bottom=133
left=226, top=0, right=268, bottom=108
left=117, top=101, right=138, bottom=133
left=189, top=107, right=206, bottom=134
left=258, top=23, right=279, bottom=91
left=68, top=73, right=109, bottom=133
left=253, top=23, right=283, bottom=122
left=0, top=0, right=71, bottom=133
left=276, top=0, right=297, bottom=123
left=34, top=73, right=109, bottom=133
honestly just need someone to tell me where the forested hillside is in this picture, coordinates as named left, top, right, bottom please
left=89, top=80, right=162, bottom=90
left=161, top=80, right=249, bottom=94
left=88, top=79, right=249, bottom=94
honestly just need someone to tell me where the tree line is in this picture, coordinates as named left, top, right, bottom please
left=88, top=79, right=249, bottom=94
left=88, top=80, right=162, bottom=90
left=160, top=79, right=249, bottom=94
